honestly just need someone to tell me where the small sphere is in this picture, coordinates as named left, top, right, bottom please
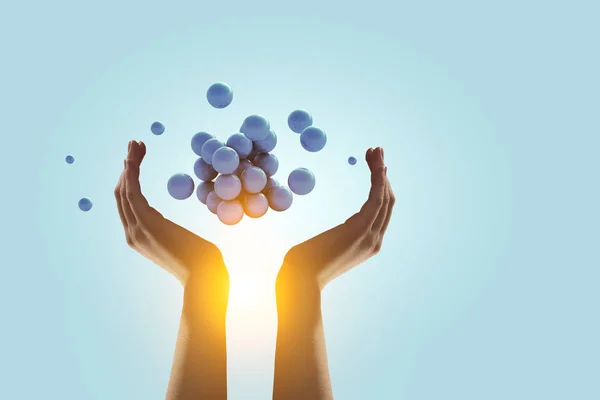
left=253, top=129, right=277, bottom=153
left=193, top=158, right=218, bottom=181
left=234, top=159, right=254, bottom=176
left=243, top=192, right=269, bottom=218
left=240, top=115, right=270, bottom=141
left=214, top=174, right=242, bottom=200
left=206, top=191, right=222, bottom=214
left=263, top=177, right=279, bottom=193
left=217, top=200, right=244, bottom=225
left=65, top=155, right=75, bottom=164
left=191, top=132, right=215, bottom=156
left=226, top=133, right=253, bottom=159
left=167, top=174, right=195, bottom=200
left=196, top=181, right=214, bottom=204
left=241, top=166, right=267, bottom=194
left=300, top=126, right=327, bottom=152
left=348, top=156, right=357, bottom=165
left=207, top=82, right=233, bottom=109
left=200, top=138, right=225, bottom=164
left=212, top=146, right=240, bottom=175
left=151, top=121, right=165, bottom=135
left=288, top=168, right=316, bottom=195
left=288, top=110, right=313, bottom=133
left=78, top=197, right=93, bottom=212
left=253, top=153, right=279, bottom=177
left=267, top=186, right=293, bottom=212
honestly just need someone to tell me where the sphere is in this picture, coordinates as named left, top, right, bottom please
left=167, top=174, right=195, bottom=200
left=288, top=110, right=313, bottom=133
left=151, top=121, right=165, bottom=135
left=78, top=197, right=93, bottom=212
left=253, top=153, right=279, bottom=177
left=193, top=158, right=218, bottom=181
left=207, top=82, right=233, bottom=109
left=243, top=192, right=269, bottom=218
left=234, top=159, right=253, bottom=176
left=206, top=191, right=222, bottom=214
left=254, top=129, right=277, bottom=153
left=240, top=115, right=270, bottom=141
left=212, top=146, right=240, bottom=175
left=263, top=177, right=279, bottom=193
left=200, top=138, right=225, bottom=164
left=348, top=156, right=357, bottom=165
left=267, top=186, right=293, bottom=211
left=196, top=181, right=214, bottom=204
left=217, top=200, right=244, bottom=225
left=191, top=132, right=215, bottom=156
left=241, top=166, right=267, bottom=194
left=300, top=126, right=327, bottom=152
left=288, top=168, right=316, bottom=195
left=226, top=133, right=253, bottom=159
left=65, top=155, right=74, bottom=164
left=214, top=174, right=242, bottom=200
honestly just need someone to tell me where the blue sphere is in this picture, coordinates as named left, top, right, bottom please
left=241, top=166, right=267, bottom=194
left=263, top=177, right=279, bottom=193
left=193, top=158, right=218, bottom=181
left=167, top=174, right=195, bottom=200
left=214, top=174, right=242, bottom=200
left=207, top=82, right=233, bottom=109
left=217, top=200, right=244, bottom=225
left=348, top=156, right=357, bottom=165
left=234, top=159, right=254, bottom=176
left=288, top=168, right=316, bottom=195
left=65, top=155, right=74, bottom=164
left=200, top=138, right=225, bottom=164
left=253, top=153, right=279, bottom=177
left=288, top=110, right=313, bottom=133
left=267, top=186, right=293, bottom=212
left=300, top=126, right=327, bottom=152
left=191, top=132, right=215, bottom=156
left=206, top=191, right=222, bottom=214
left=243, top=193, right=269, bottom=218
left=226, top=133, right=253, bottom=159
left=240, top=115, right=270, bottom=141
left=78, top=197, right=93, bottom=212
left=196, top=181, right=214, bottom=204
left=254, top=129, right=277, bottom=153
left=212, top=146, right=240, bottom=175
left=151, top=121, right=165, bottom=135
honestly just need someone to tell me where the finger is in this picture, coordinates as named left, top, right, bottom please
left=124, top=141, right=151, bottom=223
left=379, top=167, right=396, bottom=236
left=120, top=141, right=137, bottom=225
left=114, top=169, right=128, bottom=229
left=357, top=147, right=387, bottom=228
left=371, top=148, right=390, bottom=233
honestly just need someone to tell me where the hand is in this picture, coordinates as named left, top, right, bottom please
left=281, top=147, right=395, bottom=289
left=114, top=141, right=227, bottom=289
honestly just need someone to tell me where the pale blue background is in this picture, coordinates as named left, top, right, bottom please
left=1, top=0, right=598, bottom=399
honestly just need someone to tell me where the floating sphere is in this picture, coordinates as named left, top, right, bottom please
left=207, top=82, right=233, bottom=109
left=243, top=193, right=269, bottom=218
left=288, top=110, right=313, bottom=133
left=217, top=200, right=244, bottom=225
left=263, top=177, right=279, bottom=193
left=348, top=156, right=357, bottom=165
left=234, top=159, right=254, bottom=176
left=226, top=133, right=253, bottom=159
left=240, top=115, right=270, bottom=141
left=288, top=168, right=316, bottom=195
left=254, top=129, right=277, bottom=153
left=65, top=155, right=74, bottom=164
left=214, top=174, right=242, bottom=200
left=212, top=146, right=240, bottom=175
left=191, top=132, right=215, bottom=156
left=196, top=181, right=214, bottom=204
left=206, top=191, right=222, bottom=214
left=267, top=186, right=293, bottom=211
left=151, top=121, right=165, bottom=135
left=78, top=197, right=93, bottom=212
left=241, top=166, right=267, bottom=194
left=253, top=153, right=279, bottom=177
left=200, top=138, right=225, bottom=164
left=193, top=158, right=218, bottom=181
left=167, top=174, right=195, bottom=200
left=300, top=126, right=327, bottom=152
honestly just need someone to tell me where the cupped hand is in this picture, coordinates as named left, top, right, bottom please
left=281, top=147, right=395, bottom=289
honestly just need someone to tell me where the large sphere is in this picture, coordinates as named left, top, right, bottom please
left=151, top=121, right=165, bottom=135
left=168, top=173, right=195, bottom=200
left=200, top=138, right=225, bottom=164
left=253, top=153, right=279, bottom=177
left=196, top=181, right=214, bottom=204
left=300, top=126, right=327, bottom=152
left=206, top=82, right=233, bottom=109
left=217, top=200, right=244, bottom=225
left=288, top=110, right=313, bottom=133
left=191, top=132, right=215, bottom=156
left=253, top=129, right=277, bottom=153
left=214, top=174, right=242, bottom=200
left=243, top=193, right=269, bottom=218
left=206, top=191, right=222, bottom=214
left=193, top=158, right=218, bottom=181
left=212, top=146, right=240, bottom=175
left=267, top=186, right=293, bottom=211
left=226, top=133, right=253, bottom=159
left=78, top=197, right=93, bottom=212
left=241, top=166, right=267, bottom=194
left=288, top=168, right=316, bottom=195
left=240, top=115, right=270, bottom=141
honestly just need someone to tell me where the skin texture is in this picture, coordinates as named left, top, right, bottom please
left=114, top=141, right=229, bottom=400
left=273, top=147, right=395, bottom=400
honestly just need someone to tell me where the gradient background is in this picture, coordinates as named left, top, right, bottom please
left=1, top=1, right=598, bottom=399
